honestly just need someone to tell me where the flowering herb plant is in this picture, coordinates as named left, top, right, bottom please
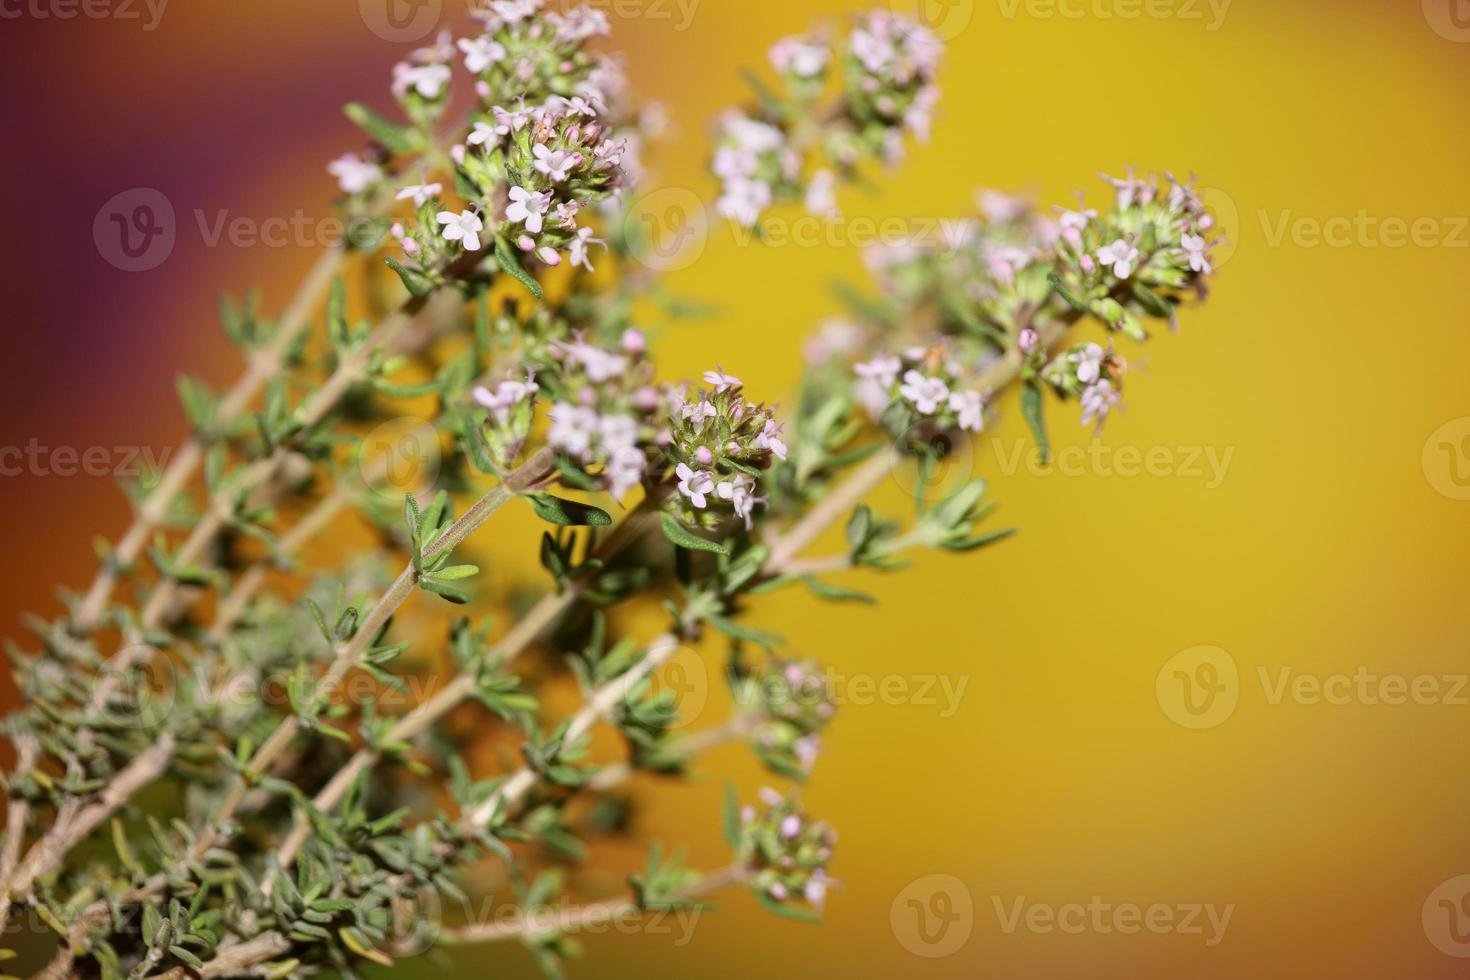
left=0, top=3, right=1220, bottom=977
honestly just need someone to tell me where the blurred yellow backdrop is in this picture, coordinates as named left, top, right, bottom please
left=2, top=0, right=1469, bottom=978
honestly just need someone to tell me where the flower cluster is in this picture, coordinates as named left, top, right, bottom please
left=473, top=371, right=541, bottom=465
left=463, top=0, right=615, bottom=111
left=843, top=11, right=943, bottom=152
left=1041, top=342, right=1128, bottom=432
left=666, top=371, right=787, bottom=529
left=736, top=657, right=835, bottom=780
left=1051, top=170, right=1222, bottom=340
left=737, top=790, right=838, bottom=914
left=853, top=347, right=987, bottom=434
left=540, top=330, right=657, bottom=499
left=712, top=12, right=943, bottom=229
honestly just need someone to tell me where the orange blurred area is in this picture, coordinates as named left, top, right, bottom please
left=2, top=1, right=1469, bottom=977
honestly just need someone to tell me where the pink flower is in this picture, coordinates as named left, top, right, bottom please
left=437, top=210, right=485, bottom=252
left=506, top=186, right=552, bottom=234
left=1096, top=239, right=1140, bottom=279
left=703, top=368, right=743, bottom=393
left=948, top=390, right=984, bottom=432
left=899, top=370, right=950, bottom=415
left=1080, top=380, right=1120, bottom=429
left=1073, top=344, right=1105, bottom=386
left=756, top=419, right=788, bottom=460
left=676, top=463, right=715, bottom=509
left=1181, top=233, right=1212, bottom=275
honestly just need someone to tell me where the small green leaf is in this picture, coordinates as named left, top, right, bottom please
left=1021, top=380, right=1050, bottom=465
left=800, top=576, right=875, bottom=604
left=659, top=513, right=730, bottom=556
left=722, top=782, right=741, bottom=848
left=1047, top=272, right=1090, bottom=312
left=494, top=236, right=544, bottom=300
left=343, top=102, right=424, bottom=153
left=384, top=257, right=436, bottom=298
left=755, top=890, right=822, bottom=923
left=527, top=494, right=612, bottom=527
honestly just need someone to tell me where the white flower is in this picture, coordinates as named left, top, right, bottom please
left=948, top=390, right=984, bottom=432
left=1096, top=238, right=1140, bottom=279
left=1181, top=233, right=1212, bottom=275
left=560, top=340, right=628, bottom=384
left=854, top=355, right=902, bottom=390
left=717, top=474, right=761, bottom=528
left=676, top=464, right=715, bottom=509
left=851, top=24, right=894, bottom=74
left=395, top=182, right=442, bottom=207
left=805, top=869, right=831, bottom=911
left=393, top=62, right=451, bottom=100
left=1100, top=170, right=1155, bottom=210
left=473, top=375, right=539, bottom=424
left=328, top=154, right=381, bottom=195
left=805, top=169, right=840, bottom=220
left=770, top=37, right=830, bottom=77
left=467, top=122, right=499, bottom=147
left=716, top=178, right=771, bottom=228
left=1073, top=344, right=1105, bottom=386
left=548, top=403, right=600, bottom=458
left=489, top=0, right=537, bottom=23
left=598, top=414, right=638, bottom=454
left=492, top=103, right=533, bottom=136
left=457, top=35, right=506, bottom=73
left=436, top=210, right=485, bottom=252
left=682, top=399, right=718, bottom=424
left=703, top=369, right=743, bottom=393
left=899, top=370, right=950, bottom=415
left=1080, top=380, right=1120, bottom=428
left=756, top=419, right=788, bottom=460
left=568, top=226, right=605, bottom=271
left=505, top=185, right=552, bottom=234
left=532, top=144, right=576, bottom=183
left=605, top=448, right=645, bottom=500
left=1057, top=206, right=1098, bottom=231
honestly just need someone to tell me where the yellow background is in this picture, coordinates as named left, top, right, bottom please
left=2, top=0, right=1469, bottom=977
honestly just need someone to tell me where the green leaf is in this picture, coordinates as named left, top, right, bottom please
left=705, top=613, right=782, bottom=650
left=1021, top=380, right=1050, bottom=465
left=800, top=576, right=875, bottom=604
left=722, top=782, right=741, bottom=848
left=175, top=374, right=216, bottom=433
left=343, top=102, right=424, bottom=153
left=384, top=257, right=436, bottom=298
left=494, top=236, right=544, bottom=299
left=755, top=890, right=822, bottom=923
left=527, top=494, right=612, bottom=527
left=421, top=578, right=472, bottom=604
left=659, top=513, right=730, bottom=555
left=1047, top=272, right=1090, bottom=312
left=1131, top=281, right=1176, bottom=318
